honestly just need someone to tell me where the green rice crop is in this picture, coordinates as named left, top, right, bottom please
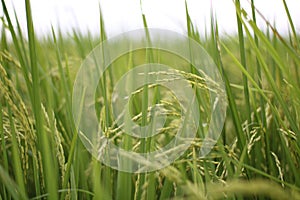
left=0, top=0, right=300, bottom=199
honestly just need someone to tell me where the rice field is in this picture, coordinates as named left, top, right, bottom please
left=0, top=0, right=300, bottom=199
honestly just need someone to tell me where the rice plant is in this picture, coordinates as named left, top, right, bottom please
left=0, top=0, right=300, bottom=199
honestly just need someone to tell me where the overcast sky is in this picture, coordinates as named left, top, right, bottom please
left=1, top=0, right=300, bottom=38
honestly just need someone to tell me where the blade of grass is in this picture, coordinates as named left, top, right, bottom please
left=25, top=0, right=58, bottom=198
left=235, top=0, right=251, bottom=128
left=282, top=0, right=299, bottom=49
left=13, top=8, right=30, bottom=70
left=159, top=178, right=173, bottom=200
left=51, top=27, right=72, bottom=142
left=185, top=1, right=205, bottom=140
left=250, top=0, right=267, bottom=128
left=143, top=12, right=157, bottom=200
left=116, top=48, right=134, bottom=200
left=92, top=160, right=111, bottom=200
left=59, top=122, right=78, bottom=200
left=250, top=0, right=274, bottom=176
left=0, top=165, right=28, bottom=200
left=98, top=4, right=113, bottom=198
left=214, top=23, right=246, bottom=152
left=135, top=10, right=157, bottom=200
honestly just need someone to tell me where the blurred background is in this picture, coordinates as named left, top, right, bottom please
left=1, top=0, right=300, bottom=38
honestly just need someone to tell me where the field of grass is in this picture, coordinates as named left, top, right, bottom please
left=1, top=0, right=300, bottom=199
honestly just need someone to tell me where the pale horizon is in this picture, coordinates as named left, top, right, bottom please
left=1, top=0, right=300, bottom=38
